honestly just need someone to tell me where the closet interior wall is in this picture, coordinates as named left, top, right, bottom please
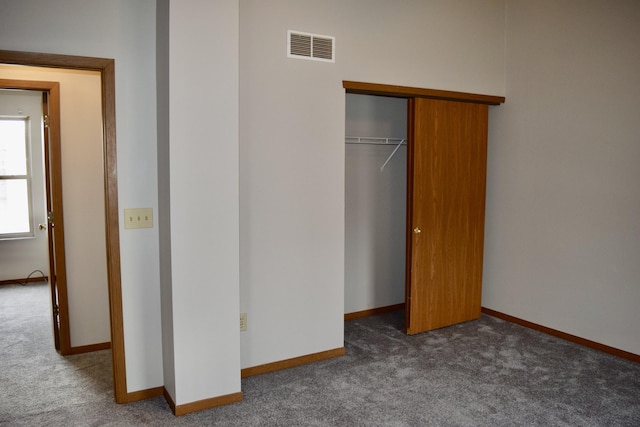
left=344, top=93, right=408, bottom=314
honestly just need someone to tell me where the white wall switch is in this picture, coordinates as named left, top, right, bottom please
left=124, top=208, right=153, bottom=229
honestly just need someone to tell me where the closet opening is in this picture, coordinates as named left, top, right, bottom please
left=343, top=81, right=504, bottom=335
left=344, top=93, right=408, bottom=330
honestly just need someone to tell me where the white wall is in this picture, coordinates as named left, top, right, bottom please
left=0, top=89, right=48, bottom=282
left=5, top=0, right=637, bottom=407
left=345, top=94, right=407, bottom=313
left=484, top=0, right=640, bottom=354
left=239, top=0, right=505, bottom=369
left=2, top=0, right=508, bottom=403
left=161, top=0, right=241, bottom=405
left=0, top=0, right=163, bottom=390
left=0, top=66, right=110, bottom=347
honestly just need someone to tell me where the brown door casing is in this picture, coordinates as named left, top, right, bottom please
left=0, top=50, right=127, bottom=403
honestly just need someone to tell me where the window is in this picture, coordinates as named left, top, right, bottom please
left=0, top=117, right=34, bottom=238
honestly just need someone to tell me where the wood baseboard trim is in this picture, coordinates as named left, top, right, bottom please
left=241, top=347, right=346, bottom=379
left=119, top=386, right=164, bottom=403
left=0, top=276, right=48, bottom=285
left=164, top=388, right=177, bottom=413
left=481, top=307, right=640, bottom=364
left=164, top=387, right=243, bottom=416
left=344, top=303, right=405, bottom=320
left=63, top=341, right=111, bottom=355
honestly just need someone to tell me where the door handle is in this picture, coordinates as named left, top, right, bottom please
left=38, top=224, right=47, bottom=231
left=413, top=227, right=422, bottom=234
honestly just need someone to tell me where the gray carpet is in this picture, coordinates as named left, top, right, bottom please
left=1, top=283, right=639, bottom=426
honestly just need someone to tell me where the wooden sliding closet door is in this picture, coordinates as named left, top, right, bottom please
left=406, top=98, right=489, bottom=334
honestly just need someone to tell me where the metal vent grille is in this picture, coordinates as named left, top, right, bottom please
left=288, top=30, right=335, bottom=63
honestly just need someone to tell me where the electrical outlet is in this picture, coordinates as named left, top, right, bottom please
left=124, top=208, right=153, bottom=229
left=240, top=313, right=247, bottom=332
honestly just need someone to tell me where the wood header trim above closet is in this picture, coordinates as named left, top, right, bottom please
left=343, top=81, right=505, bottom=105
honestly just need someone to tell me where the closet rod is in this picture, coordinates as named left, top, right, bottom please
left=345, top=136, right=407, bottom=146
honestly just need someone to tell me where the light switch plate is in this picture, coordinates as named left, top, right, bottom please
left=124, top=208, right=153, bottom=229
left=240, top=313, right=247, bottom=332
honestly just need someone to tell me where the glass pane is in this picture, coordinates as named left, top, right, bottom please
left=0, top=119, right=28, bottom=175
left=0, top=179, right=31, bottom=234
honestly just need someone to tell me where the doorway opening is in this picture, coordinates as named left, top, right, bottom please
left=0, top=49, right=126, bottom=402
left=344, top=93, right=408, bottom=328
left=0, top=76, right=112, bottom=355
left=0, top=87, right=63, bottom=347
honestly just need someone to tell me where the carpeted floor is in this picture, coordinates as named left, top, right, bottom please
left=1, top=282, right=639, bottom=426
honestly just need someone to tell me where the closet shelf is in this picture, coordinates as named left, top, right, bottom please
left=345, top=136, right=407, bottom=145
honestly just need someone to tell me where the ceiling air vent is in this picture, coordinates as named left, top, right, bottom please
left=288, top=30, right=335, bottom=63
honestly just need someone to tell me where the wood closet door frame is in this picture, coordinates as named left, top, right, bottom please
left=343, top=81, right=504, bottom=335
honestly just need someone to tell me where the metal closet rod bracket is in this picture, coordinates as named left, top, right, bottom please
left=344, top=136, right=407, bottom=172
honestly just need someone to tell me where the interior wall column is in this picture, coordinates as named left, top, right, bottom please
left=159, top=0, right=241, bottom=415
